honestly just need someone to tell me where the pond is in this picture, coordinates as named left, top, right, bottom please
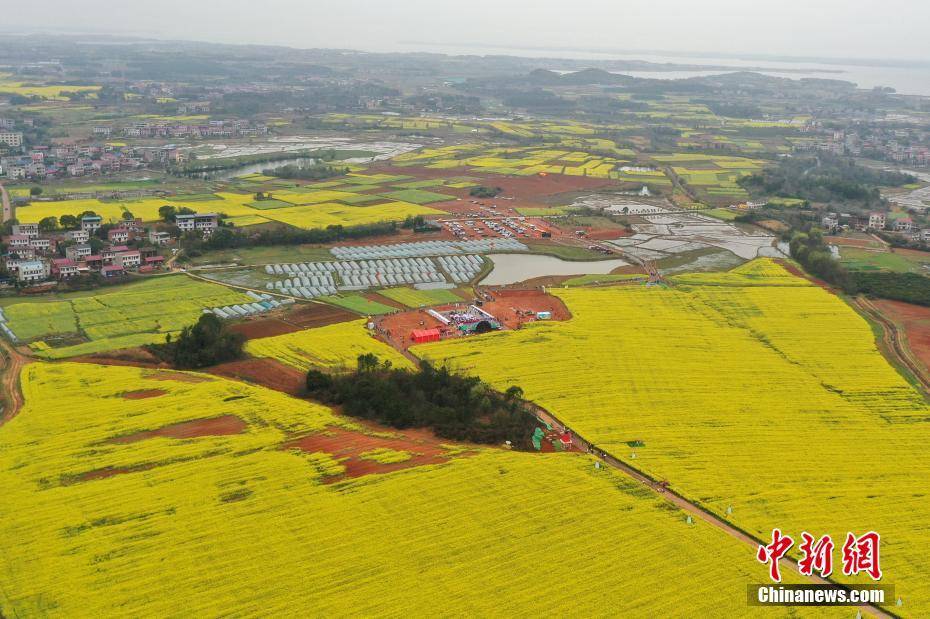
left=480, top=253, right=629, bottom=286
left=199, top=157, right=321, bottom=181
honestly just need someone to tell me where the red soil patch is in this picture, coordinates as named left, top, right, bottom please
left=122, top=389, right=167, bottom=400
left=110, top=414, right=248, bottom=444
left=826, top=236, right=882, bottom=248
left=78, top=465, right=154, bottom=482
left=208, top=358, right=306, bottom=396
left=376, top=307, right=448, bottom=349
left=894, top=248, right=930, bottom=262
left=142, top=370, right=212, bottom=383
left=775, top=260, right=834, bottom=291
left=283, top=424, right=474, bottom=482
left=871, top=299, right=930, bottom=373
left=71, top=347, right=167, bottom=369
left=375, top=289, right=570, bottom=349
left=363, top=291, right=407, bottom=311
left=481, top=289, right=572, bottom=328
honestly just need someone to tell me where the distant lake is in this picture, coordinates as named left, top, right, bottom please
left=480, top=253, right=629, bottom=285
left=398, top=43, right=930, bottom=96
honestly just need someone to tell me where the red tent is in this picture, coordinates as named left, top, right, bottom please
left=410, top=328, right=441, bottom=344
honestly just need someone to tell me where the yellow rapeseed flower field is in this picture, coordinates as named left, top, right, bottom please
left=419, top=259, right=930, bottom=615
left=0, top=362, right=816, bottom=616
left=245, top=319, right=413, bottom=371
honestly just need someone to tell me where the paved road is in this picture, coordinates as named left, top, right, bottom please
left=0, top=182, right=12, bottom=223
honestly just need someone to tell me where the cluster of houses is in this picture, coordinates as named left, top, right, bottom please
left=821, top=211, right=930, bottom=242
left=0, top=213, right=202, bottom=284
left=805, top=128, right=930, bottom=165
left=0, top=143, right=152, bottom=180
left=119, top=118, right=267, bottom=140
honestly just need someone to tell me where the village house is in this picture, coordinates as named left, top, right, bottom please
left=65, top=244, right=93, bottom=261
left=65, top=229, right=90, bottom=243
left=113, top=250, right=142, bottom=270
left=175, top=213, right=218, bottom=235
left=28, top=237, right=53, bottom=253
left=81, top=215, right=103, bottom=233
left=868, top=212, right=886, bottom=230
left=893, top=218, right=914, bottom=233
left=821, top=214, right=839, bottom=232
left=12, top=223, right=39, bottom=238
left=0, top=132, right=23, bottom=148
left=148, top=230, right=172, bottom=245
left=83, top=255, right=104, bottom=270
left=3, top=234, right=31, bottom=250
left=51, top=258, right=79, bottom=279
left=100, top=265, right=125, bottom=279
left=16, top=260, right=49, bottom=283
left=107, top=227, right=131, bottom=243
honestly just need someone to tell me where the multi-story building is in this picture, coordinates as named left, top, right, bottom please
left=65, top=244, right=92, bottom=261
left=12, top=223, right=39, bottom=238
left=113, top=251, right=142, bottom=270
left=175, top=213, right=218, bottom=235
left=28, top=238, right=52, bottom=253
left=0, top=132, right=23, bottom=148
left=868, top=212, right=886, bottom=230
left=107, top=227, right=131, bottom=243
left=149, top=230, right=172, bottom=245
left=51, top=258, right=79, bottom=279
left=81, top=215, right=102, bottom=233
left=16, top=260, right=49, bottom=283
left=2, top=234, right=31, bottom=250
left=65, top=229, right=90, bottom=243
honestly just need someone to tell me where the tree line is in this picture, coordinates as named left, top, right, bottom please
left=305, top=354, right=540, bottom=449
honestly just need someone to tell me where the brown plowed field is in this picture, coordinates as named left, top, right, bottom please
left=110, top=414, right=248, bottom=444
left=286, top=304, right=357, bottom=329
left=283, top=424, right=476, bottom=482
left=122, top=389, right=167, bottom=400
left=208, top=357, right=307, bottom=395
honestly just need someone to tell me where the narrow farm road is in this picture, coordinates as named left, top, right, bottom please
left=528, top=404, right=895, bottom=619
left=0, top=182, right=12, bottom=223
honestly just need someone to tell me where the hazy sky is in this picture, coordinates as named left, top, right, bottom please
left=7, top=0, right=930, bottom=62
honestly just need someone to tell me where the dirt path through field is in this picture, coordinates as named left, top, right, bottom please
left=0, top=338, right=29, bottom=423
left=855, top=296, right=930, bottom=393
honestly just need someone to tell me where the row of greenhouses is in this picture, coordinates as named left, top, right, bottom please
left=330, top=238, right=527, bottom=260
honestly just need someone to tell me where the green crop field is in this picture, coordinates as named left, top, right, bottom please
left=2, top=276, right=250, bottom=357
left=320, top=294, right=397, bottom=315
left=378, top=287, right=464, bottom=307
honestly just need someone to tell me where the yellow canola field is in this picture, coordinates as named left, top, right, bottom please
left=0, top=362, right=821, bottom=617
left=0, top=75, right=100, bottom=100
left=255, top=200, right=442, bottom=230
left=245, top=319, right=413, bottom=371
left=13, top=192, right=439, bottom=229
left=13, top=193, right=259, bottom=224
left=419, top=259, right=930, bottom=615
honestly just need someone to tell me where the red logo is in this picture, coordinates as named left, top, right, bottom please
left=757, top=528, right=794, bottom=582
left=798, top=532, right=834, bottom=577
left=842, top=531, right=882, bottom=580
left=758, top=530, right=882, bottom=582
